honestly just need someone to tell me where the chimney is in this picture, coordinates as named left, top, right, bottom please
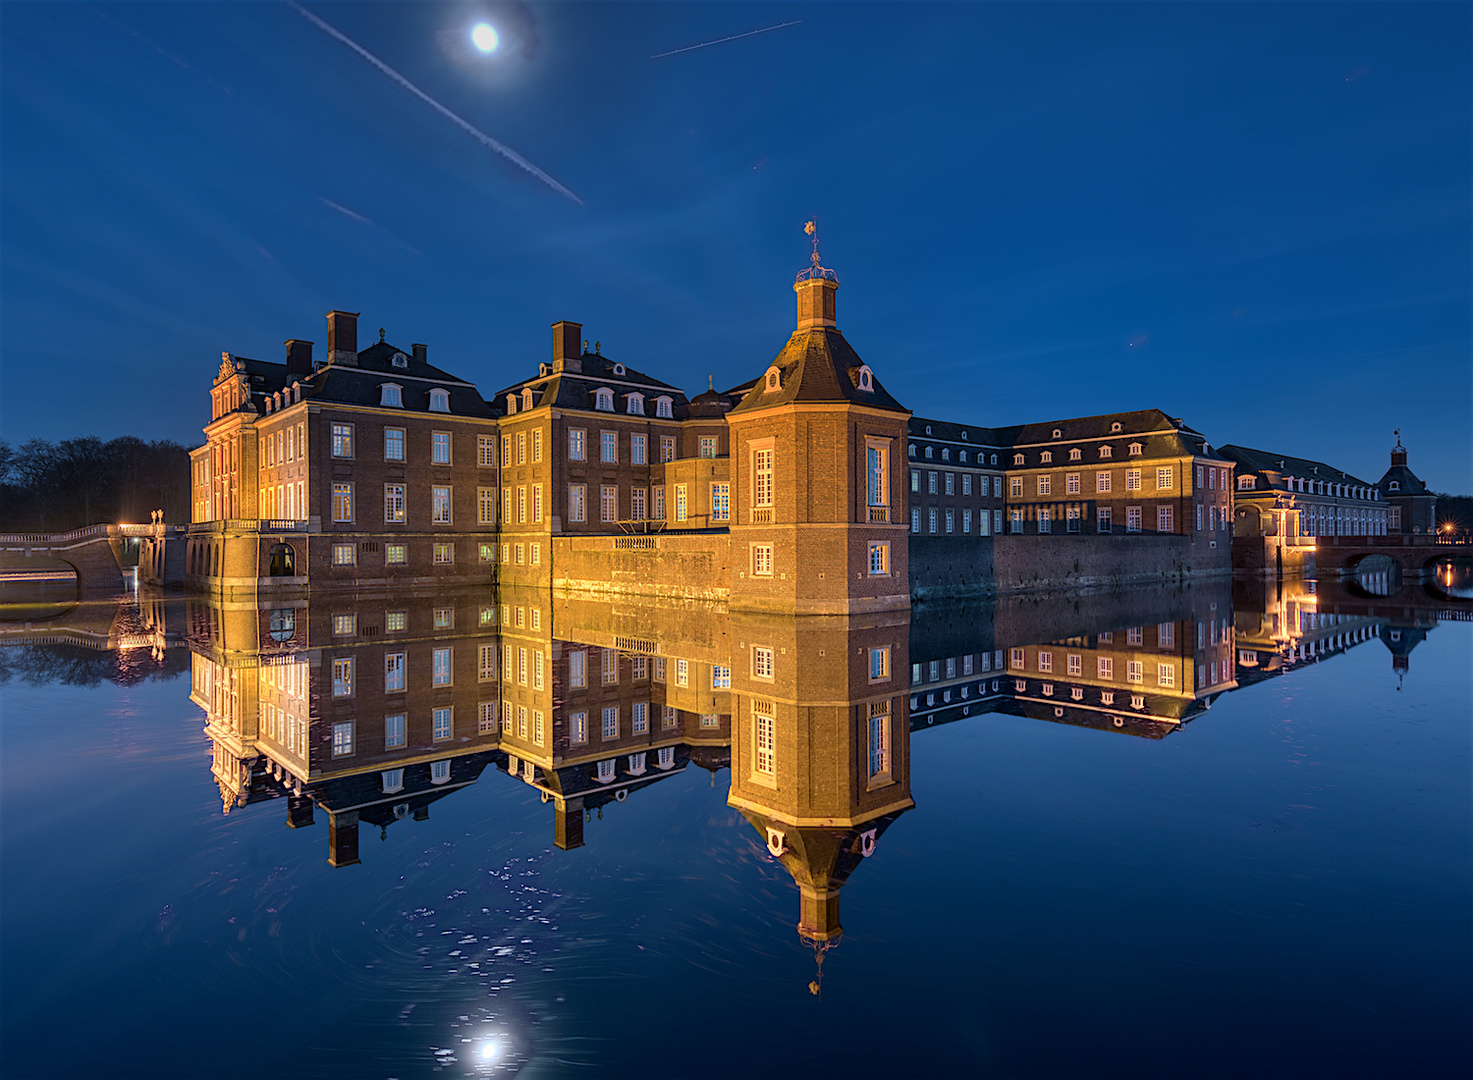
left=326, top=310, right=360, bottom=366
left=412, top=343, right=427, bottom=365
left=551, top=320, right=583, bottom=373
left=284, top=339, right=314, bottom=375
left=794, top=276, right=838, bottom=330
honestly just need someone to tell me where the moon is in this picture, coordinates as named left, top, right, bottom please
left=471, top=22, right=499, bottom=53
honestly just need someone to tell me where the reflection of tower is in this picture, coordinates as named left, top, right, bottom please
left=1379, top=621, right=1430, bottom=690
left=728, top=612, right=913, bottom=943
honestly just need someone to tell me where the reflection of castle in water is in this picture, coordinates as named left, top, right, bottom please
left=178, top=573, right=1458, bottom=947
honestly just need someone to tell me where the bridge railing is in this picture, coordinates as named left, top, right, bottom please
left=0, top=523, right=111, bottom=545
left=188, top=519, right=310, bottom=534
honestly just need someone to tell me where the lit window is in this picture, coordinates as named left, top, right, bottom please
left=331, top=423, right=353, bottom=457
left=385, top=427, right=405, bottom=461
left=332, top=721, right=354, bottom=756
left=385, top=652, right=406, bottom=692
left=432, top=647, right=452, bottom=686
left=675, top=485, right=688, bottom=522
left=432, top=431, right=451, bottom=464
left=332, top=657, right=353, bottom=697
left=752, top=446, right=774, bottom=508
left=869, top=646, right=890, bottom=682
left=1097, top=472, right=1112, bottom=493
left=868, top=541, right=889, bottom=576
left=433, top=542, right=454, bottom=563
left=601, top=485, right=617, bottom=523
left=332, top=543, right=355, bottom=566
left=432, top=486, right=452, bottom=524
left=384, top=484, right=405, bottom=523
left=386, top=543, right=407, bottom=564
left=711, top=483, right=729, bottom=521
left=661, top=437, right=676, bottom=463
left=333, top=613, right=356, bottom=636
left=332, top=483, right=353, bottom=522
left=1128, top=442, right=1142, bottom=456
left=1125, top=469, right=1142, bottom=492
left=631, top=434, right=647, bottom=465
left=387, top=611, right=407, bottom=632
left=675, top=658, right=689, bottom=687
left=1238, top=475, right=1256, bottom=490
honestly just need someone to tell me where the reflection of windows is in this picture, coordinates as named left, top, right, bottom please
left=602, top=706, right=618, bottom=740
left=712, top=665, right=730, bottom=689
left=596, top=759, right=616, bottom=783
left=381, top=768, right=404, bottom=793
left=1127, top=661, right=1143, bottom=684
left=332, top=722, right=354, bottom=757
left=868, top=701, right=891, bottom=782
left=268, top=608, right=296, bottom=641
left=570, top=712, right=588, bottom=744
left=753, top=699, right=775, bottom=777
left=332, top=658, right=353, bottom=697
left=331, top=423, right=353, bottom=457
left=569, top=650, right=586, bottom=688
left=675, top=658, right=689, bottom=687
left=433, top=707, right=452, bottom=741
left=869, top=646, right=890, bottom=682
left=431, top=760, right=451, bottom=783
left=386, top=543, right=407, bottom=565
left=432, top=647, right=452, bottom=686
left=632, top=702, right=648, bottom=735
left=385, top=653, right=405, bottom=692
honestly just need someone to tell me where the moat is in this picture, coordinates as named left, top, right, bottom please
left=1, top=571, right=1468, bottom=1080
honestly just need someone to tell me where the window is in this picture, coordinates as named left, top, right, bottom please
left=516, top=432, right=526, bottom=465
left=945, top=508, right=954, bottom=533
left=428, top=431, right=451, bottom=465
left=632, top=702, right=649, bottom=735
left=432, top=647, right=452, bottom=686
left=477, top=435, right=495, bottom=466
left=532, top=429, right=543, bottom=462
left=867, top=443, right=889, bottom=508
left=656, top=396, right=674, bottom=418
left=661, top=703, right=676, bottom=728
left=596, top=759, right=615, bottom=783
left=1127, top=661, right=1144, bottom=684
left=1037, top=508, right=1051, bottom=533
left=433, top=542, right=454, bottom=564
left=710, top=664, right=732, bottom=690
left=929, top=508, right=937, bottom=533
left=963, top=474, right=972, bottom=496
left=912, top=509, right=921, bottom=533
left=652, top=486, right=665, bottom=520
left=1098, top=507, right=1112, bottom=533
left=963, top=509, right=972, bottom=533
left=433, top=707, right=453, bottom=741
left=386, top=543, right=407, bottom=564
left=1009, top=476, right=1023, bottom=497
left=1126, top=506, right=1142, bottom=533
left=602, top=648, right=618, bottom=685
left=1128, top=442, right=1142, bottom=456
left=333, top=543, right=355, bottom=566
left=601, top=485, right=617, bottom=523
left=869, top=646, right=890, bottom=682
left=626, top=392, right=644, bottom=415
left=332, top=722, right=354, bottom=757
left=752, top=446, right=774, bottom=507
left=534, top=650, right=545, bottom=690
left=478, top=644, right=497, bottom=682
left=1157, top=466, right=1173, bottom=490
left=867, top=701, right=891, bottom=782
left=765, top=367, right=781, bottom=391
left=432, top=486, right=452, bottom=524
left=601, top=431, right=617, bottom=463
left=331, top=423, right=353, bottom=457
left=753, top=699, right=775, bottom=777
left=993, top=476, right=1003, bottom=497
left=700, top=436, right=718, bottom=459
left=944, top=473, right=955, bottom=496
left=533, top=485, right=543, bottom=523
left=661, top=436, right=676, bottom=463
left=426, top=388, right=449, bottom=413
left=602, top=706, right=619, bottom=740
left=332, top=483, right=353, bottom=522
left=333, top=613, right=356, bottom=636
left=1067, top=506, right=1080, bottom=533
left=674, top=658, right=689, bottom=687
left=1066, top=473, right=1080, bottom=495
left=868, top=541, right=889, bottom=576
left=1157, top=506, right=1174, bottom=533
left=1238, top=475, right=1256, bottom=490
left=430, top=759, right=450, bottom=784
left=1097, top=472, right=1112, bottom=494
left=385, top=427, right=405, bottom=461
left=911, top=471, right=920, bottom=493
left=752, top=646, right=774, bottom=680
left=928, top=471, right=938, bottom=494
left=570, top=711, right=588, bottom=744
left=1010, top=509, right=1024, bottom=533
left=1098, top=657, right=1113, bottom=678
left=1037, top=475, right=1051, bottom=496
left=752, top=544, right=773, bottom=576
left=657, top=746, right=676, bottom=769
left=433, top=606, right=454, bottom=630
left=569, top=484, right=586, bottom=523
left=385, top=484, right=405, bottom=523
left=569, top=429, right=586, bottom=461
left=631, top=434, right=647, bottom=465
left=385, top=652, right=406, bottom=692
left=1125, top=469, right=1142, bottom=492
left=1013, top=453, right=1025, bottom=465
left=675, top=485, right=688, bottom=522
left=478, top=487, right=496, bottom=525
left=332, top=657, right=353, bottom=697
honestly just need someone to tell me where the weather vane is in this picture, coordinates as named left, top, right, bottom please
left=797, top=217, right=838, bottom=284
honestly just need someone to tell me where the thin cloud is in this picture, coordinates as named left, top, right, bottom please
left=319, top=197, right=373, bottom=226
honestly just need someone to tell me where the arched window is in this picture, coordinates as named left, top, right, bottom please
left=990, top=454, right=998, bottom=465
left=942, top=448, right=950, bottom=461
left=1128, top=442, right=1142, bottom=456
left=626, top=392, right=645, bottom=415
left=655, top=396, right=674, bottom=418
left=522, top=388, right=534, bottom=411
left=1100, top=446, right=1112, bottom=458
left=925, top=446, right=933, bottom=459
left=595, top=388, right=614, bottom=411
left=960, top=450, right=968, bottom=463
left=268, top=544, right=296, bottom=576
left=505, top=394, right=517, bottom=415
left=908, top=445, right=916, bottom=458
left=429, top=388, right=450, bottom=413
left=379, top=383, right=402, bottom=407
left=857, top=365, right=874, bottom=391
left=1040, top=451, right=1052, bottom=463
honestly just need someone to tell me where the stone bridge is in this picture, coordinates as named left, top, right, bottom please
left=1315, top=535, right=1473, bottom=578
left=0, top=523, right=187, bottom=595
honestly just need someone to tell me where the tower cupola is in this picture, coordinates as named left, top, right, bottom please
left=1390, top=430, right=1408, bottom=467
left=793, top=218, right=838, bottom=330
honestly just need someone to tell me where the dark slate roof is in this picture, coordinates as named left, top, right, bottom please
left=235, top=340, right=497, bottom=419
left=727, top=328, right=908, bottom=415
left=492, top=352, right=694, bottom=418
left=970, top=409, right=1223, bottom=465
left=908, top=416, right=1004, bottom=451
left=1377, top=464, right=1431, bottom=495
left=1218, top=445, right=1372, bottom=488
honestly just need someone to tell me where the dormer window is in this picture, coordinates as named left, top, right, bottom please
left=857, top=365, right=874, bottom=391
left=764, top=367, right=781, bottom=392
left=505, top=394, right=517, bottom=415
left=612, top=363, right=625, bottom=376
left=1111, top=422, right=1123, bottom=433
left=960, top=450, right=968, bottom=463
left=1069, top=448, right=1081, bottom=461
left=391, top=352, right=408, bottom=369
left=626, top=392, right=645, bottom=415
left=522, top=388, right=534, bottom=411
left=990, top=454, right=998, bottom=465
left=925, top=446, right=933, bottom=459
left=1099, top=446, right=1113, bottom=458
left=908, top=445, right=915, bottom=458
left=291, top=382, right=301, bottom=403
left=1128, top=442, right=1142, bottom=456
left=1040, top=451, right=1052, bottom=463
left=961, top=431, right=968, bottom=441
left=925, top=425, right=932, bottom=435
left=1237, top=475, right=1256, bottom=490
left=1389, top=481, right=1400, bottom=492
left=941, top=448, right=950, bottom=461
left=1013, top=453, right=1025, bottom=465
left=595, top=387, right=615, bottom=411
left=1052, top=429, right=1062, bottom=439
left=539, top=363, right=549, bottom=377
left=429, top=388, right=450, bottom=413
left=655, top=396, right=673, bottom=418
left=379, top=383, right=403, bottom=407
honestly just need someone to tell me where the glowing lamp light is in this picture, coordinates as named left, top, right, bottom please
left=472, top=23, right=499, bottom=52
left=480, top=1038, right=501, bottom=1062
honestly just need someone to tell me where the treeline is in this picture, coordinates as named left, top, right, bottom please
left=0, top=642, right=189, bottom=688
left=0, top=437, right=191, bottom=533
left=1434, top=493, right=1473, bottom=537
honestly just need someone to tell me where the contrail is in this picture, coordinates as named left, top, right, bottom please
left=319, top=197, right=373, bottom=225
left=651, top=20, right=800, bottom=59
left=290, top=3, right=582, bottom=205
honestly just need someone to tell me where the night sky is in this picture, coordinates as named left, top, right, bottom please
left=3, top=3, right=1468, bottom=491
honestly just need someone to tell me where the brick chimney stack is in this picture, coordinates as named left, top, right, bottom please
left=412, top=343, right=427, bottom=365
left=284, top=339, right=314, bottom=375
left=326, top=310, right=360, bottom=366
left=551, top=320, right=583, bottom=373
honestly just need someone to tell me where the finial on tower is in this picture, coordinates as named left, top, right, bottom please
left=796, top=217, right=838, bottom=284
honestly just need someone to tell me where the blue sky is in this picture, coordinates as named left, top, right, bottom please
left=2, top=2, right=1468, bottom=490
